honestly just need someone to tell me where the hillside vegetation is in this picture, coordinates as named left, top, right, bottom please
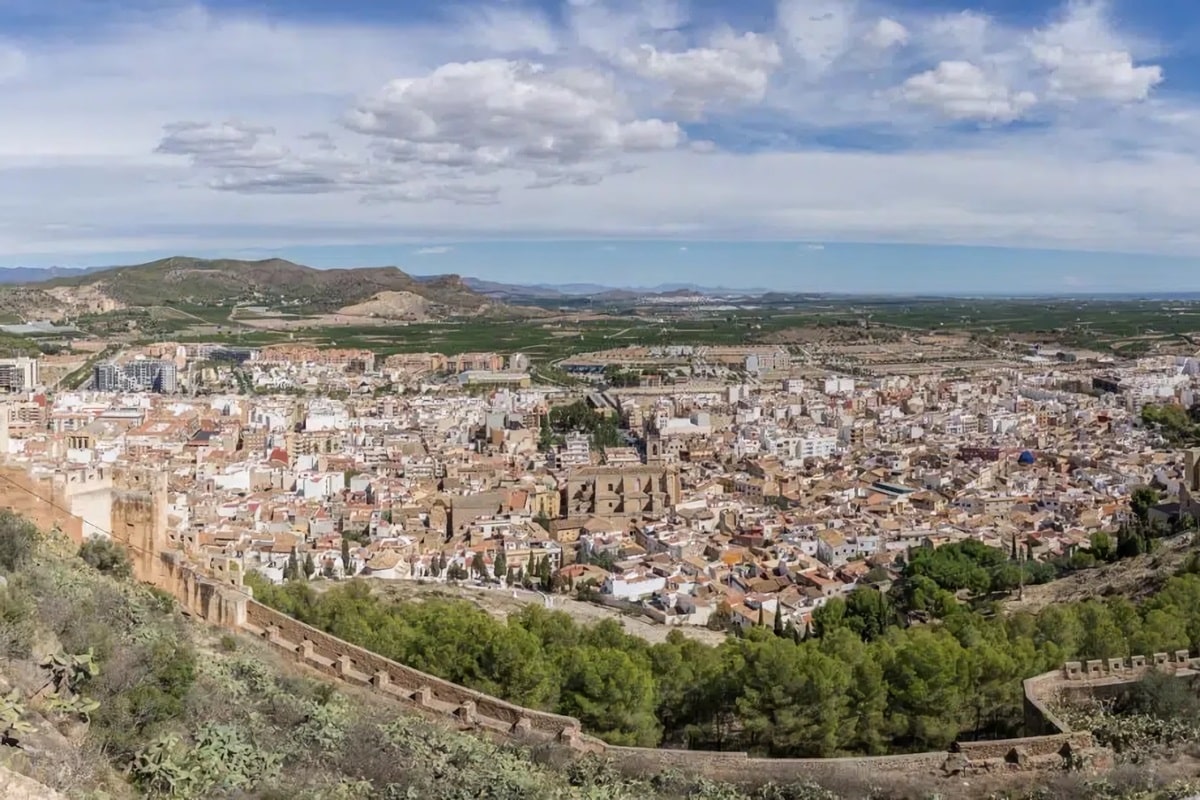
left=31, top=257, right=491, bottom=315
left=246, top=550, right=1200, bottom=761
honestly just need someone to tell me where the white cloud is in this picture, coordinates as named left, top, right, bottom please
left=344, top=59, right=683, bottom=182
left=1034, top=46, right=1161, bottom=102
left=1029, top=2, right=1162, bottom=103
left=776, top=0, right=855, bottom=74
left=901, top=61, right=1037, bottom=123
left=864, top=18, right=908, bottom=49
left=414, top=245, right=454, bottom=255
left=0, top=0, right=1193, bottom=266
left=803, top=243, right=825, bottom=250
left=618, top=31, right=782, bottom=116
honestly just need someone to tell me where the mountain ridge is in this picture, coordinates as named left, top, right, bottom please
left=20, top=256, right=492, bottom=315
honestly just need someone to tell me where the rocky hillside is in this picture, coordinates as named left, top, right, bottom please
left=26, top=257, right=493, bottom=316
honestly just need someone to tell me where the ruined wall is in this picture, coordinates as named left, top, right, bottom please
left=109, top=468, right=169, bottom=585
left=0, top=466, right=85, bottom=544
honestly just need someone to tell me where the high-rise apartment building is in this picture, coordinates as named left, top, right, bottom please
left=0, top=358, right=38, bottom=392
left=93, top=359, right=177, bottom=393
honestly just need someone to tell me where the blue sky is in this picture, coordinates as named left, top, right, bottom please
left=0, top=0, right=1198, bottom=292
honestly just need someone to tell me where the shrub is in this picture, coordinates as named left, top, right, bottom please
left=78, top=537, right=133, bottom=580
left=0, top=512, right=38, bottom=572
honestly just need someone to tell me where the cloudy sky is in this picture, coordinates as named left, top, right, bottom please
left=1, top=0, right=1197, bottom=292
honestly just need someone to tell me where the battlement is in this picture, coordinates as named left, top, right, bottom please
left=1060, top=651, right=1200, bottom=682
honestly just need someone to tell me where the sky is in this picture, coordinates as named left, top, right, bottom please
left=1, top=0, right=1199, bottom=292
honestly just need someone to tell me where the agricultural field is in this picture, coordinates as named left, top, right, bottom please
left=81, top=296, right=1200, bottom=362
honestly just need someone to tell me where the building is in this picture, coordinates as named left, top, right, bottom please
left=94, top=359, right=177, bottom=393
left=563, top=466, right=680, bottom=518
left=0, top=358, right=38, bottom=391
left=558, top=432, right=591, bottom=468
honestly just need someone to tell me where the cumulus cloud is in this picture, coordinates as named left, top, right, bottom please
left=345, top=59, right=682, bottom=180
left=618, top=31, right=782, bottom=116
left=902, top=61, right=1037, bottom=123
left=1026, top=2, right=1162, bottom=103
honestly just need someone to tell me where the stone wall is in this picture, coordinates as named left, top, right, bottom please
left=0, top=466, right=85, bottom=544
left=240, top=599, right=600, bottom=748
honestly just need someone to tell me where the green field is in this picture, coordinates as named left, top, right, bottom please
left=104, top=297, right=1200, bottom=361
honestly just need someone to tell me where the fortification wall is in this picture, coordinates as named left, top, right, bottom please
left=0, top=466, right=86, bottom=544
left=240, top=600, right=597, bottom=747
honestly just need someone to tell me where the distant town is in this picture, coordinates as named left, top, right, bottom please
left=0, top=325, right=1193, bottom=639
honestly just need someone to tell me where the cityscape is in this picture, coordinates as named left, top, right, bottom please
left=5, top=0, right=1200, bottom=796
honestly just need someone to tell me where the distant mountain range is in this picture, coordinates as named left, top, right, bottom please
left=460, top=277, right=771, bottom=300
left=0, top=266, right=107, bottom=284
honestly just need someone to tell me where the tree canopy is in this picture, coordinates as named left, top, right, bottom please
left=247, top=571, right=1200, bottom=757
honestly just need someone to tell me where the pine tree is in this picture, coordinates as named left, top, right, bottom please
left=494, top=550, right=508, bottom=582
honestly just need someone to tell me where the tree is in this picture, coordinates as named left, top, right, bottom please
left=707, top=601, right=733, bottom=632
left=1089, top=531, right=1114, bottom=562
left=340, top=538, right=352, bottom=575
left=471, top=552, right=487, bottom=580
left=284, top=550, right=299, bottom=582
left=302, top=553, right=315, bottom=580
left=773, top=602, right=784, bottom=637
left=1131, top=486, right=1161, bottom=526
left=493, top=550, right=508, bottom=583
left=537, top=557, right=552, bottom=591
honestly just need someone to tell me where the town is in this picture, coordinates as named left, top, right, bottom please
left=0, top=332, right=1193, bottom=641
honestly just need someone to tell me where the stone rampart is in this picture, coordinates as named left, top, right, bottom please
left=241, top=599, right=597, bottom=747
left=136, top=554, right=1109, bottom=783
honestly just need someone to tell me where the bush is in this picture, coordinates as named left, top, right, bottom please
left=0, top=512, right=38, bottom=572
left=78, top=537, right=133, bottom=580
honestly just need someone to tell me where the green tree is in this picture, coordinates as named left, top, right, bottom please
left=1089, top=531, right=1114, bottom=562
left=340, top=538, right=352, bottom=575
left=471, top=552, right=487, bottom=580
left=493, top=550, right=508, bottom=583
left=773, top=602, right=784, bottom=636
left=302, top=553, right=315, bottom=581
left=1131, top=486, right=1161, bottom=526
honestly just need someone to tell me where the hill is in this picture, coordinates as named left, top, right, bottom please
left=28, top=256, right=493, bottom=316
